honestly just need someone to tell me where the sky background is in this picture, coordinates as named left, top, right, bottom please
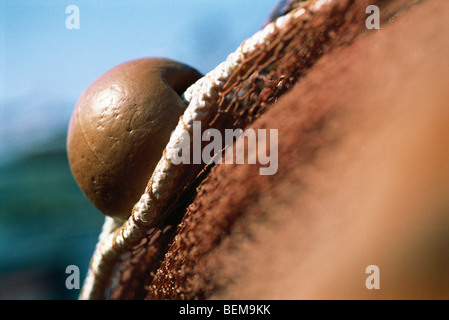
left=0, top=0, right=279, bottom=162
left=0, top=0, right=279, bottom=299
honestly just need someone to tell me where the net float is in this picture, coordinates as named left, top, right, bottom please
left=67, top=58, right=202, bottom=221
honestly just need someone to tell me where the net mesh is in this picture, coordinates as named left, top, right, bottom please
left=80, top=0, right=423, bottom=299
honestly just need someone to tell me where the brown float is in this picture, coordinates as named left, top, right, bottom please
left=67, top=58, right=202, bottom=220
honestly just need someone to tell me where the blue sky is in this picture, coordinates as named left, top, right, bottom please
left=0, top=0, right=278, bottom=160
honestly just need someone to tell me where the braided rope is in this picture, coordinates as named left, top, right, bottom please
left=80, top=1, right=323, bottom=300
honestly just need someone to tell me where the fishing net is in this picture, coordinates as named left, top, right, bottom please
left=79, top=0, right=423, bottom=300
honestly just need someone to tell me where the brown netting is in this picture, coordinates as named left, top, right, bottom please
left=92, top=0, right=425, bottom=299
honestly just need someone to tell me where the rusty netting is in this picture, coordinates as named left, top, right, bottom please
left=95, top=0, right=420, bottom=299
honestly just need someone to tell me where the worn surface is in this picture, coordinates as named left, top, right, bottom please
left=67, top=58, right=201, bottom=219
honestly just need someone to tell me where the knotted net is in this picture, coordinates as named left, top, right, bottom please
left=79, top=0, right=418, bottom=299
